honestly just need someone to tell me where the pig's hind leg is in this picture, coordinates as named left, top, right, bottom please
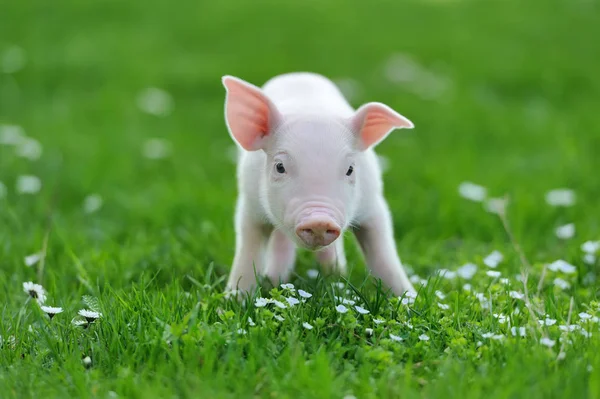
left=264, top=229, right=297, bottom=285
left=316, top=238, right=347, bottom=275
left=353, top=196, right=415, bottom=295
left=226, top=198, right=270, bottom=295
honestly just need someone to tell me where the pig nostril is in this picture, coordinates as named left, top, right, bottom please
left=326, top=229, right=338, bottom=235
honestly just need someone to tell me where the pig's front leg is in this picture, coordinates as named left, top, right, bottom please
left=354, top=196, right=415, bottom=295
left=226, top=198, right=270, bottom=295
left=316, top=238, right=347, bottom=275
left=264, top=229, right=297, bottom=285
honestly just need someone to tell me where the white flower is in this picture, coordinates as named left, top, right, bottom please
left=0, top=124, right=25, bottom=144
left=580, top=329, right=592, bottom=338
left=463, top=283, right=472, bottom=291
left=555, top=223, right=575, bottom=240
left=405, top=322, right=414, bottom=330
left=511, top=327, right=526, bottom=337
left=509, top=291, right=524, bottom=300
left=78, top=309, right=102, bottom=321
left=581, top=241, right=600, bottom=254
left=540, top=337, right=556, bottom=347
left=72, top=319, right=87, bottom=327
left=365, top=328, right=374, bottom=336
left=273, top=315, right=284, bottom=322
left=306, top=269, right=319, bottom=279
left=401, top=297, right=415, bottom=305
left=16, top=175, right=41, bottom=194
left=485, top=198, right=507, bottom=215
left=354, top=305, right=370, bottom=315
left=373, top=318, right=386, bottom=325
left=24, top=252, right=42, bottom=267
left=439, top=269, right=457, bottom=279
left=15, top=137, right=42, bottom=160
left=545, top=189, right=576, bottom=207
left=548, top=260, right=577, bottom=274
left=335, top=304, right=348, bottom=314
left=419, top=334, right=430, bottom=341
left=136, top=87, right=173, bottom=117
left=559, top=324, right=580, bottom=332
left=492, top=334, right=505, bottom=340
left=482, top=332, right=494, bottom=339
left=500, top=278, right=510, bottom=285
left=142, top=138, right=171, bottom=160
left=389, top=333, right=403, bottom=342
left=438, top=303, right=450, bottom=310
left=23, top=282, right=46, bottom=304
left=286, top=297, right=300, bottom=306
left=457, top=263, right=477, bottom=279
left=302, top=322, right=313, bottom=330
left=458, top=181, right=487, bottom=202
left=83, top=194, right=103, bottom=214
left=335, top=282, right=346, bottom=290
left=255, top=297, right=269, bottom=307
left=272, top=300, right=287, bottom=309
left=236, top=328, right=247, bottom=335
left=298, top=289, right=312, bottom=298
left=336, top=297, right=356, bottom=306
left=486, top=270, right=501, bottom=278
left=583, top=254, right=596, bottom=265
left=553, top=278, right=571, bottom=290
left=435, top=290, right=446, bottom=300
left=493, top=314, right=508, bottom=324
left=280, top=283, right=295, bottom=291
left=83, top=356, right=92, bottom=367
left=0, top=180, right=6, bottom=199
left=247, top=317, right=256, bottom=327
left=40, top=306, right=63, bottom=319
left=484, top=250, right=504, bottom=268
left=579, top=312, right=592, bottom=320
left=539, top=318, right=557, bottom=326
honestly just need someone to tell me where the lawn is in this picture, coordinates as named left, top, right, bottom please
left=1, top=0, right=600, bottom=397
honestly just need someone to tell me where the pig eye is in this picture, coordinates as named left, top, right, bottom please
left=346, top=166, right=354, bottom=176
left=275, top=162, right=286, bottom=174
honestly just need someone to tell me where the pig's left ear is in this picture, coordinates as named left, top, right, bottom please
left=349, top=103, right=414, bottom=150
left=222, top=75, right=282, bottom=151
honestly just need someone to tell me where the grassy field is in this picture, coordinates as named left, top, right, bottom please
left=1, top=0, right=600, bottom=397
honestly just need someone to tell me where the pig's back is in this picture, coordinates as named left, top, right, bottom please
left=262, top=73, right=355, bottom=117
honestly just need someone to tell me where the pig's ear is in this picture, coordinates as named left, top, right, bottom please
left=222, top=75, right=281, bottom=151
left=350, top=102, right=414, bottom=150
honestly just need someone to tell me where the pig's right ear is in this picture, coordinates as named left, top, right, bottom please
left=222, top=75, right=281, bottom=151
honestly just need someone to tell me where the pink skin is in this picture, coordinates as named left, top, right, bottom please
left=222, top=73, right=415, bottom=297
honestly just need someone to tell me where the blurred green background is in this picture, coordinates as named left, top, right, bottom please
left=1, top=0, right=599, bottom=292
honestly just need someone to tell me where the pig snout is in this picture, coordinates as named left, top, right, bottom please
left=295, top=217, right=341, bottom=249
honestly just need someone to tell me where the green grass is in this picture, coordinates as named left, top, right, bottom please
left=1, top=0, right=600, bottom=397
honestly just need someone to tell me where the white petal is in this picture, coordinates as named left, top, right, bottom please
left=583, top=254, right=596, bottom=265
left=418, top=334, right=430, bottom=341
left=0, top=124, right=25, bottom=144
left=83, top=194, right=103, bottom=214
left=548, top=260, right=577, bottom=274
left=16, top=175, right=41, bottom=194
left=354, top=305, right=370, bottom=315
left=302, top=322, right=313, bottom=330
left=15, top=137, right=42, bottom=160
left=286, top=297, right=300, bottom=306
left=24, top=252, right=42, bottom=267
left=389, top=333, right=403, bottom=342
left=484, top=250, right=504, bottom=268
left=555, top=223, right=575, bottom=240
left=335, top=304, right=348, bottom=314
left=545, top=189, right=576, bottom=207
left=306, top=269, right=319, bottom=279
left=509, top=291, right=524, bottom=300
left=540, top=337, right=556, bottom=347
left=486, top=270, right=501, bottom=278
left=553, top=278, right=571, bottom=290
left=298, top=289, right=312, bottom=298
left=437, top=303, right=450, bottom=310
left=457, top=263, right=477, bottom=279
left=581, top=241, right=600, bottom=254
left=136, top=87, right=173, bottom=117
left=458, top=181, right=487, bottom=202
left=579, top=312, right=592, bottom=320
left=485, top=198, right=507, bottom=215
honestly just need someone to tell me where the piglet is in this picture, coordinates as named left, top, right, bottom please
left=221, top=72, right=415, bottom=296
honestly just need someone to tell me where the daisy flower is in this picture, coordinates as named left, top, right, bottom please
left=540, top=337, right=556, bottom=347
left=23, top=282, right=46, bottom=304
left=419, top=334, right=430, bottom=341
left=389, top=333, right=403, bottom=342
left=286, top=297, right=300, bottom=306
left=78, top=309, right=102, bottom=322
left=302, top=322, right=313, bottom=330
left=298, top=289, right=312, bottom=299
left=40, top=306, right=63, bottom=319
